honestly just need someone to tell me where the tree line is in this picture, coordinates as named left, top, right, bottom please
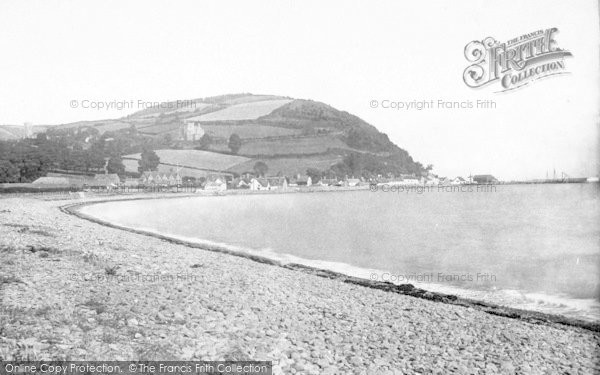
left=0, top=125, right=164, bottom=183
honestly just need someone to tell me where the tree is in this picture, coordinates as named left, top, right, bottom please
left=69, top=150, right=88, bottom=171
left=306, top=168, right=323, bottom=183
left=15, top=157, right=45, bottom=182
left=198, top=133, right=212, bottom=150
left=34, top=132, right=48, bottom=145
left=106, top=157, right=125, bottom=176
left=344, top=153, right=362, bottom=174
left=228, top=133, right=242, bottom=154
left=84, top=150, right=106, bottom=172
left=128, top=124, right=138, bottom=136
left=0, top=160, right=20, bottom=183
left=253, top=161, right=269, bottom=177
left=138, top=149, right=160, bottom=173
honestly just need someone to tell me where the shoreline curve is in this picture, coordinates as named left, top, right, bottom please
left=60, top=195, right=600, bottom=334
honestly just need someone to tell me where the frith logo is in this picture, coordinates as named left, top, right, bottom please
left=463, top=28, right=572, bottom=92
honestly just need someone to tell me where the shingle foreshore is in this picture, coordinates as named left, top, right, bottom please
left=0, top=194, right=599, bottom=374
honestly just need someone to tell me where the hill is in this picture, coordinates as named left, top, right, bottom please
left=125, top=94, right=426, bottom=177
left=0, top=94, right=427, bottom=182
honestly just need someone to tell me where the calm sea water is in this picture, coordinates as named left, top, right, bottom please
left=82, top=184, right=600, bottom=321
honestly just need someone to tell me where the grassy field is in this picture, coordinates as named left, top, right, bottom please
left=166, top=102, right=211, bottom=115
left=127, top=117, right=156, bottom=125
left=237, top=136, right=350, bottom=156
left=228, top=155, right=344, bottom=176
left=122, top=159, right=217, bottom=178
left=186, top=99, right=292, bottom=122
left=93, top=121, right=131, bottom=133
left=222, top=94, right=288, bottom=105
left=50, top=120, right=131, bottom=134
left=123, top=149, right=250, bottom=171
left=135, top=123, right=179, bottom=135
left=202, top=124, right=302, bottom=139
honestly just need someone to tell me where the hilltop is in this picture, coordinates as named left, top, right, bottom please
left=0, top=124, right=49, bottom=140
left=0, top=94, right=427, bottom=182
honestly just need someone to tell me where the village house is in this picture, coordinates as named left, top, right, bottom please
left=122, top=178, right=139, bottom=187
left=382, top=174, right=417, bottom=186
left=248, top=176, right=288, bottom=191
left=204, top=177, right=227, bottom=191
left=92, top=173, right=121, bottom=188
left=140, top=171, right=182, bottom=186
left=266, top=177, right=288, bottom=190
left=288, top=175, right=312, bottom=187
left=250, top=178, right=270, bottom=191
left=438, top=177, right=451, bottom=186
left=318, top=178, right=340, bottom=187
left=451, top=176, right=467, bottom=185
left=346, top=178, right=361, bottom=187
left=231, top=177, right=251, bottom=189
left=424, top=173, right=440, bottom=186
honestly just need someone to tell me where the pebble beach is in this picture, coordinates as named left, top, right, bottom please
left=1, top=194, right=599, bottom=374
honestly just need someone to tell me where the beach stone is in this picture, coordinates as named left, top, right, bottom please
left=349, top=356, right=363, bottom=366
left=500, top=361, right=515, bottom=372
left=316, top=358, right=330, bottom=368
left=519, top=364, right=532, bottom=372
left=173, top=312, right=185, bottom=321
left=127, top=318, right=139, bottom=326
left=486, top=363, right=498, bottom=372
left=265, top=329, right=276, bottom=337
left=321, top=366, right=339, bottom=375
left=292, top=361, right=306, bottom=371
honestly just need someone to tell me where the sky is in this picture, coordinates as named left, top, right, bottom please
left=0, top=0, right=598, bottom=180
